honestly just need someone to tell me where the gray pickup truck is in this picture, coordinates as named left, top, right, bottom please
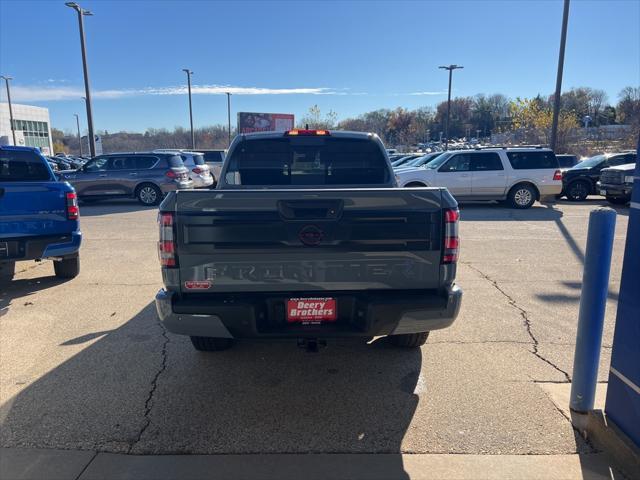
left=155, top=130, right=462, bottom=351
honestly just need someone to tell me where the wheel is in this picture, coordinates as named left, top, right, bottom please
left=389, top=332, right=429, bottom=348
left=54, top=255, right=80, bottom=279
left=565, top=180, right=590, bottom=201
left=190, top=336, right=234, bottom=352
left=405, top=182, right=427, bottom=188
left=0, top=261, right=15, bottom=283
left=136, top=184, right=162, bottom=206
left=508, top=184, right=537, bottom=209
left=606, top=195, right=630, bottom=205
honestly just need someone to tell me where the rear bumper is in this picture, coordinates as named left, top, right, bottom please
left=155, top=285, right=462, bottom=339
left=597, top=182, right=632, bottom=198
left=0, top=231, right=81, bottom=261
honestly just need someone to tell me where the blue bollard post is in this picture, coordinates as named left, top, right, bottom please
left=570, top=207, right=617, bottom=413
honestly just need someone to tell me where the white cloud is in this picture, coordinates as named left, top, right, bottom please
left=9, top=84, right=347, bottom=102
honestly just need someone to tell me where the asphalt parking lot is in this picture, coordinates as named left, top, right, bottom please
left=0, top=198, right=629, bottom=457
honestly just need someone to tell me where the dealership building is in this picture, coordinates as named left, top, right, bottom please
left=0, top=103, right=53, bottom=155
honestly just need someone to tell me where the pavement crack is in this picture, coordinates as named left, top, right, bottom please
left=463, top=262, right=572, bottom=382
left=127, top=319, right=169, bottom=453
left=73, top=451, right=98, bottom=480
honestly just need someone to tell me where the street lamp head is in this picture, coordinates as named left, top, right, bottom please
left=82, top=10, right=93, bottom=16
left=0, top=75, right=13, bottom=81
left=65, top=2, right=80, bottom=9
left=182, top=69, right=193, bottom=74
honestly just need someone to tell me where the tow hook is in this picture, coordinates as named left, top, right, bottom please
left=297, top=338, right=326, bottom=352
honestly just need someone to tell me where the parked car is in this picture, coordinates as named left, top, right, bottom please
left=561, top=151, right=636, bottom=201
left=0, top=146, right=82, bottom=282
left=196, top=149, right=226, bottom=185
left=393, top=152, right=444, bottom=172
left=598, top=163, right=636, bottom=205
left=155, top=129, right=462, bottom=352
left=395, top=147, right=562, bottom=209
left=556, top=154, right=580, bottom=169
left=391, top=154, right=422, bottom=167
left=154, top=150, right=213, bottom=189
left=59, top=151, right=193, bottom=205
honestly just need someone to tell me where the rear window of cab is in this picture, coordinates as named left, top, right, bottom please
left=506, top=151, right=559, bottom=170
left=0, top=150, right=51, bottom=181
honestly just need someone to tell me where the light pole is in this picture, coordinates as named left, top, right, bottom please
left=0, top=75, right=16, bottom=145
left=226, top=92, right=232, bottom=148
left=66, top=2, right=96, bottom=158
left=182, top=69, right=195, bottom=149
left=74, top=113, right=83, bottom=156
left=438, top=64, right=464, bottom=150
left=550, top=0, right=570, bottom=152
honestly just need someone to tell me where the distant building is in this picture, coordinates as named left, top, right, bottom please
left=0, top=103, right=53, bottom=155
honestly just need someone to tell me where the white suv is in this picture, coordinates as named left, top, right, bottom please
left=395, top=147, right=562, bottom=208
left=154, top=150, right=214, bottom=188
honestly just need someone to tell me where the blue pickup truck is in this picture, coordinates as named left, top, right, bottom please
left=0, top=145, right=82, bottom=283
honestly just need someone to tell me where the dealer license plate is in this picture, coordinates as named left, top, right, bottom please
left=287, top=297, right=337, bottom=324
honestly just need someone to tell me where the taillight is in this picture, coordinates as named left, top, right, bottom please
left=192, top=167, right=203, bottom=174
left=553, top=170, right=563, bottom=181
left=158, top=212, right=177, bottom=267
left=165, top=170, right=178, bottom=179
left=66, top=192, right=79, bottom=220
left=443, top=208, right=459, bottom=264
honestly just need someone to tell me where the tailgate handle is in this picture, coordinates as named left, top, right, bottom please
left=277, top=200, right=344, bottom=220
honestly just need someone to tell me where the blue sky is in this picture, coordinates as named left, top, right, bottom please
left=1, top=0, right=638, bottom=134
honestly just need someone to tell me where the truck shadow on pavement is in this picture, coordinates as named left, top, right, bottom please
left=0, top=275, right=68, bottom=317
left=0, top=302, right=419, bottom=478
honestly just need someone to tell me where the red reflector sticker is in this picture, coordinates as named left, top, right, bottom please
left=184, top=280, right=211, bottom=290
left=287, top=297, right=337, bottom=324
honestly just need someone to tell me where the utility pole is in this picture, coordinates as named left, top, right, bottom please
left=66, top=2, right=96, bottom=158
left=74, top=113, right=83, bottom=156
left=183, top=69, right=195, bottom=149
left=438, top=64, right=464, bottom=150
left=0, top=75, right=16, bottom=145
left=550, top=0, right=570, bottom=152
left=226, top=92, right=232, bottom=148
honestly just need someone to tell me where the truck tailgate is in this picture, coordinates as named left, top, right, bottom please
left=0, top=182, right=73, bottom=238
left=172, top=188, right=445, bottom=293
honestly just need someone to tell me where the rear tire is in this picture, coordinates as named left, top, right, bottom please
left=0, top=261, right=16, bottom=284
left=390, top=331, right=429, bottom=348
left=190, top=336, right=234, bottom=352
left=606, top=195, right=630, bottom=205
left=54, top=255, right=80, bottom=279
left=136, top=183, right=162, bottom=206
left=508, top=183, right=537, bottom=209
left=566, top=180, right=590, bottom=201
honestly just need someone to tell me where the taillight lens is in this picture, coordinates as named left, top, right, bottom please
left=66, top=192, right=79, bottom=220
left=443, top=208, right=459, bottom=264
left=158, top=212, right=177, bottom=267
left=192, top=167, right=203, bottom=174
left=553, top=170, right=563, bottom=181
left=165, top=170, right=178, bottom=179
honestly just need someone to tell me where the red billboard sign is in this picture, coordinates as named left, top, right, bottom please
left=237, top=112, right=295, bottom=134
